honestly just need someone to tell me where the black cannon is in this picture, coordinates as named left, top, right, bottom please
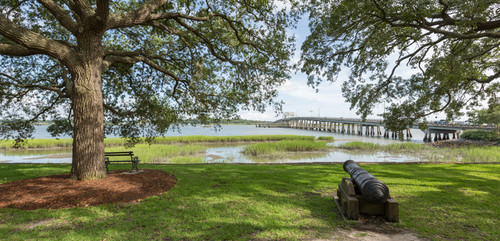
left=343, top=160, right=390, bottom=204
left=335, top=160, right=398, bottom=222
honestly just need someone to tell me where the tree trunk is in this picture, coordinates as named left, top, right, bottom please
left=70, top=33, right=106, bottom=180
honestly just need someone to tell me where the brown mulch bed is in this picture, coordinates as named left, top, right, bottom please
left=0, top=169, right=176, bottom=210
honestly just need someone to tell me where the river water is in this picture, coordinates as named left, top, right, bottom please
left=1, top=125, right=428, bottom=164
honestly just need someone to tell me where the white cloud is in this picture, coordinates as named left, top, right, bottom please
left=239, top=110, right=278, bottom=121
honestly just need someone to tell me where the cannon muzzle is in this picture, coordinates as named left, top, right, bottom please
left=343, top=160, right=389, bottom=204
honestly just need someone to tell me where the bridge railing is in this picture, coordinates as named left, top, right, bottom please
left=275, top=117, right=496, bottom=130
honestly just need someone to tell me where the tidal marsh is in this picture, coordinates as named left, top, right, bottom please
left=243, top=140, right=330, bottom=156
left=0, top=135, right=316, bottom=150
left=337, top=141, right=500, bottom=163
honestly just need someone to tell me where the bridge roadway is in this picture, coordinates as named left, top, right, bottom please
left=258, top=117, right=496, bottom=142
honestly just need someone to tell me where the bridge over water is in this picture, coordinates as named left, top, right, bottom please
left=258, top=117, right=496, bottom=142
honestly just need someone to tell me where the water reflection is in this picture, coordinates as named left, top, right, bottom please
left=0, top=148, right=72, bottom=163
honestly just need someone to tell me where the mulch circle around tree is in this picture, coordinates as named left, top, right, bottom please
left=0, top=169, right=177, bottom=210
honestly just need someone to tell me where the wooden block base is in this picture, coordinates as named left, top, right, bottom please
left=336, top=178, right=399, bottom=222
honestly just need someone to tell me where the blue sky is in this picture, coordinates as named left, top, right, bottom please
left=239, top=16, right=415, bottom=121
left=237, top=8, right=470, bottom=122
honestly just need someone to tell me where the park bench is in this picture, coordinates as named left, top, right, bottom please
left=105, top=151, right=140, bottom=173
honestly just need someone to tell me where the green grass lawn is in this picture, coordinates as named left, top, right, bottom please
left=1, top=163, right=498, bottom=240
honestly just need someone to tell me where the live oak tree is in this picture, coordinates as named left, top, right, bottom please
left=0, top=0, right=296, bottom=180
left=300, top=0, right=499, bottom=131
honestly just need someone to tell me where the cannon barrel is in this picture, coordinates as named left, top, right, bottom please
left=343, top=160, right=390, bottom=204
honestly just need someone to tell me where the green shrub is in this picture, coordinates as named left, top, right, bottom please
left=460, top=130, right=498, bottom=141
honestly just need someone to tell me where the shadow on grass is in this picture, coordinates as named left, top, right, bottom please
left=1, top=163, right=499, bottom=240
left=1, top=164, right=344, bottom=240
left=362, top=164, right=499, bottom=240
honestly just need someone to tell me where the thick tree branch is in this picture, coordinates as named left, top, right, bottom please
left=0, top=15, right=75, bottom=63
left=476, top=20, right=500, bottom=31
left=0, top=43, right=42, bottom=56
left=95, top=0, right=110, bottom=32
left=107, top=0, right=219, bottom=30
left=108, top=12, right=220, bottom=29
left=107, top=0, right=169, bottom=29
left=36, top=0, right=78, bottom=34
left=66, top=0, right=92, bottom=20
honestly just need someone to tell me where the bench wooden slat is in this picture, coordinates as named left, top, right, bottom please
left=105, top=152, right=134, bottom=156
left=104, top=152, right=139, bottom=172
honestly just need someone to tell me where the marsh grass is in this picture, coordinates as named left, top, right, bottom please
left=339, top=142, right=426, bottom=151
left=244, top=140, right=330, bottom=156
left=105, top=144, right=206, bottom=163
left=338, top=141, right=500, bottom=163
left=0, top=163, right=498, bottom=240
left=0, top=135, right=316, bottom=149
left=246, top=152, right=330, bottom=163
left=445, top=146, right=500, bottom=162
left=316, top=136, right=334, bottom=141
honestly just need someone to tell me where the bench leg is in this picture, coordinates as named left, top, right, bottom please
left=131, top=157, right=139, bottom=172
left=131, top=162, right=138, bottom=172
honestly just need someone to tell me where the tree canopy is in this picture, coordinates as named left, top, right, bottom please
left=300, top=0, right=499, bottom=131
left=0, top=0, right=297, bottom=179
left=468, top=98, right=500, bottom=126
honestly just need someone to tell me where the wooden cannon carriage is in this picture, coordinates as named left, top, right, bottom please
left=334, top=160, right=399, bottom=222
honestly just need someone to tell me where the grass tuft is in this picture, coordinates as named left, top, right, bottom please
left=244, top=140, right=330, bottom=156
left=316, top=136, right=334, bottom=141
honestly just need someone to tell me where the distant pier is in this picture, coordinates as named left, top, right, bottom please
left=257, top=117, right=496, bottom=142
